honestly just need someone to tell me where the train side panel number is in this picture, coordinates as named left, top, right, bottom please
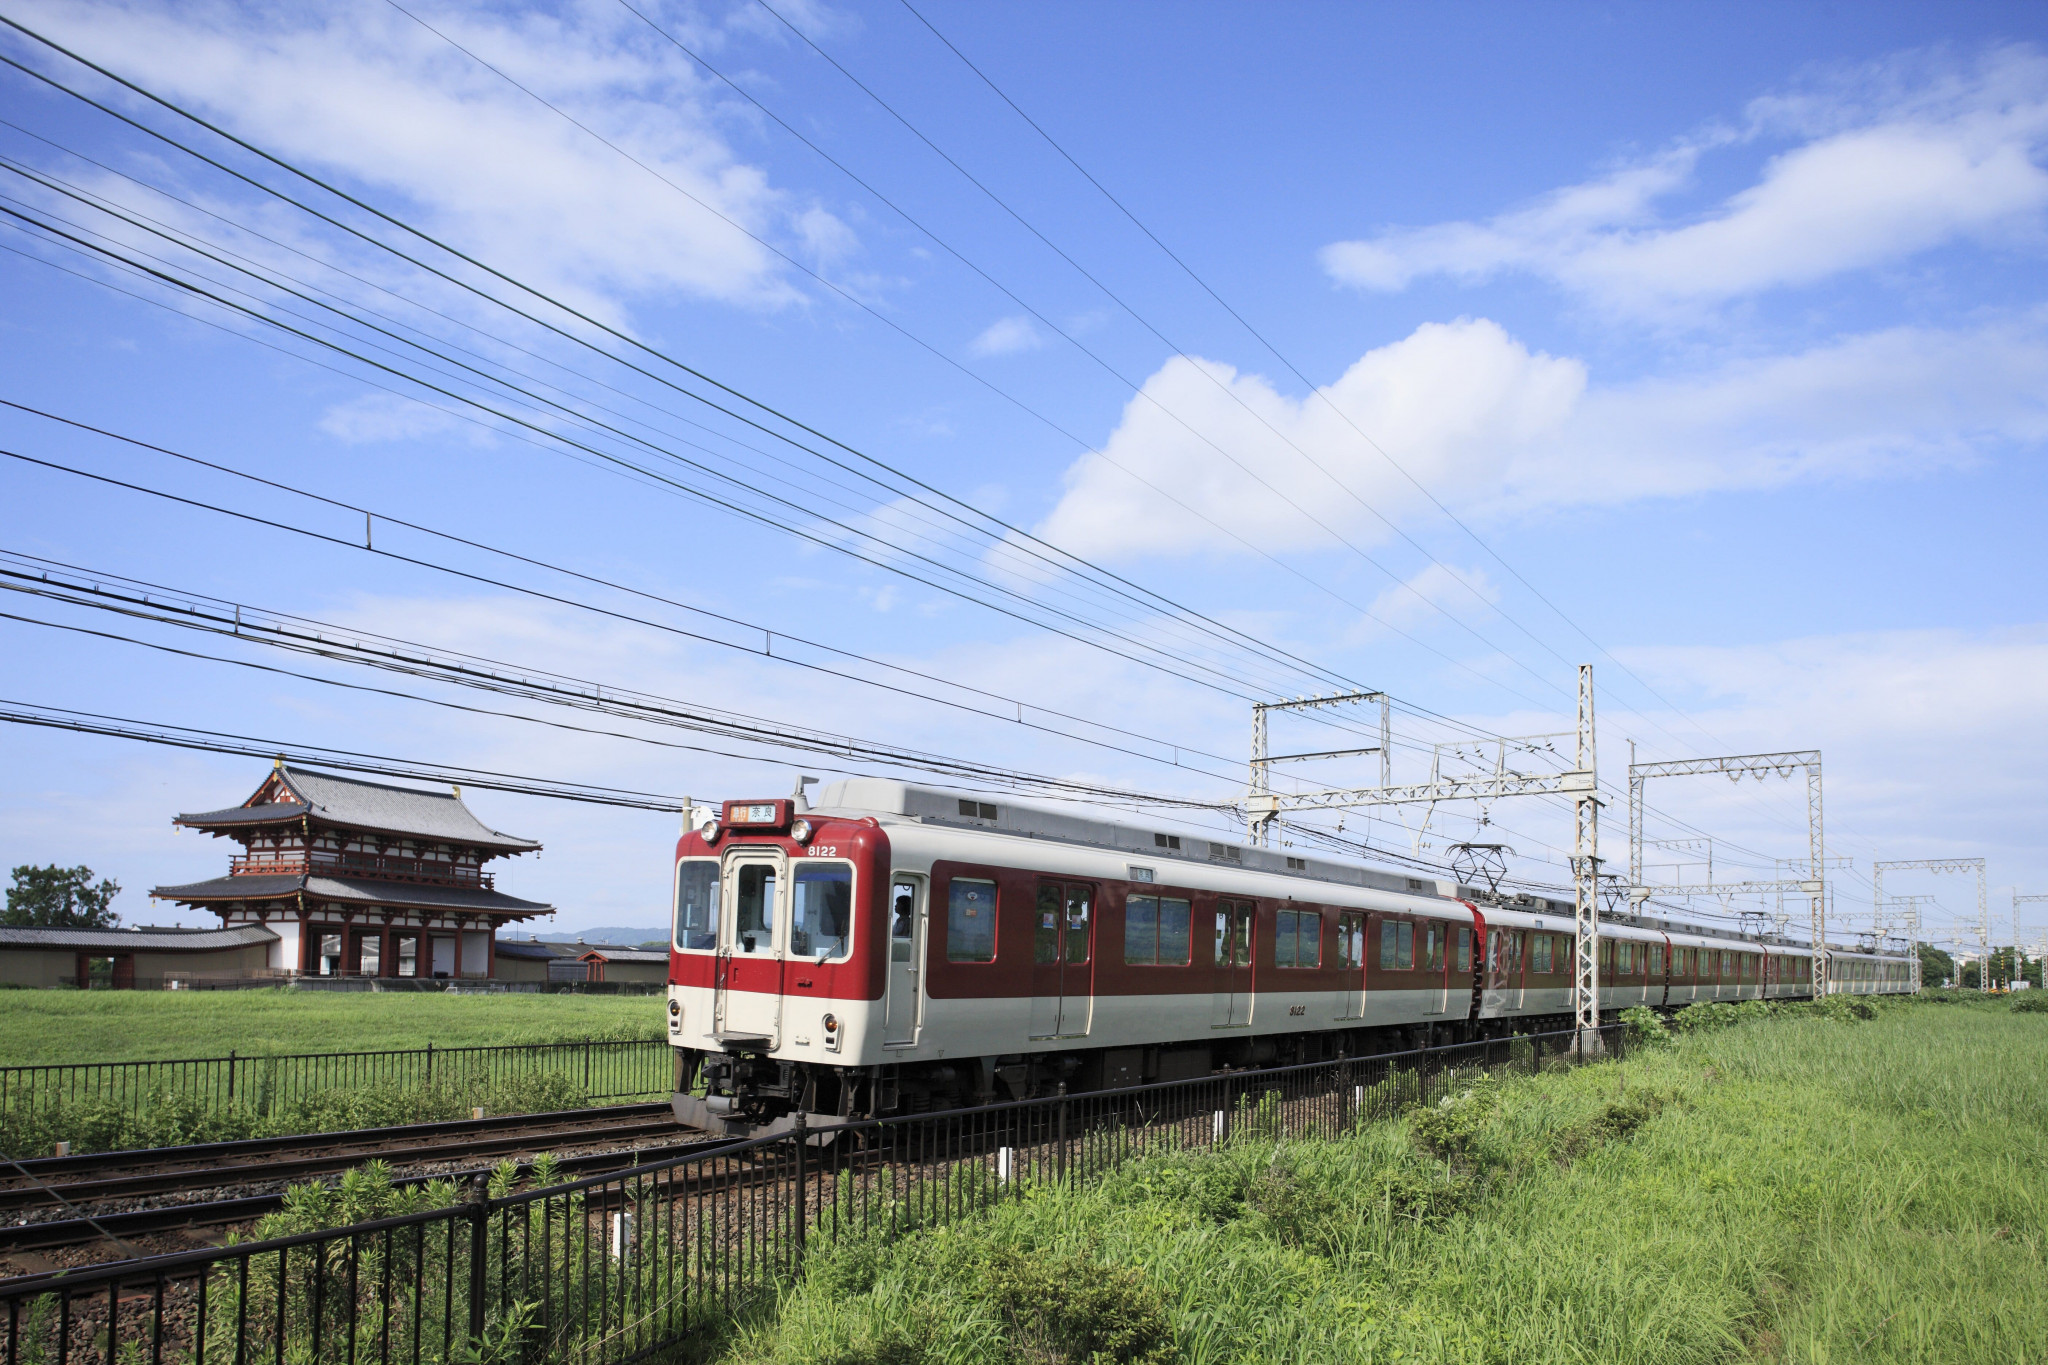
left=807, top=845, right=840, bottom=857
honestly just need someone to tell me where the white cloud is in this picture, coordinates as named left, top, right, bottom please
left=968, top=315, right=1043, bottom=357
left=1321, top=45, right=2048, bottom=315
left=318, top=393, right=468, bottom=444
left=1362, top=564, right=1499, bottom=637
left=10, top=0, right=846, bottom=319
left=1032, top=313, right=2048, bottom=560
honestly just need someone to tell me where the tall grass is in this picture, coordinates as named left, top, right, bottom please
left=719, top=1001, right=2048, bottom=1364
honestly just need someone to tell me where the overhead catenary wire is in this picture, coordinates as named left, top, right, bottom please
left=0, top=552, right=1242, bottom=810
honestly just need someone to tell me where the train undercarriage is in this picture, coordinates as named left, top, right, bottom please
left=668, top=1017, right=1543, bottom=1136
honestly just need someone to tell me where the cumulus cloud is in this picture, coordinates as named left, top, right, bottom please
left=968, top=316, right=1043, bottom=357
left=1031, top=314, right=2048, bottom=560
left=8, top=0, right=846, bottom=319
left=1321, top=45, right=2048, bottom=315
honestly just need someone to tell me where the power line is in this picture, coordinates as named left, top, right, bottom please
left=0, top=699, right=693, bottom=811
left=0, top=553, right=1239, bottom=811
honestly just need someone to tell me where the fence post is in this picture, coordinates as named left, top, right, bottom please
left=426, top=1041, right=435, bottom=1087
left=791, top=1110, right=808, bottom=1269
left=467, top=1178, right=489, bottom=1343
left=1055, top=1083, right=1069, bottom=1184
left=226, top=1049, right=236, bottom=1103
left=585, top=1038, right=593, bottom=1092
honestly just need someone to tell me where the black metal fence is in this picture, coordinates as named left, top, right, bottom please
left=0, top=1025, right=1622, bottom=1365
left=0, top=1040, right=673, bottom=1126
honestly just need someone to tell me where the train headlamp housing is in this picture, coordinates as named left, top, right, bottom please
left=822, top=1012, right=841, bottom=1053
left=699, top=819, right=721, bottom=844
left=791, top=818, right=813, bottom=844
left=668, top=998, right=681, bottom=1017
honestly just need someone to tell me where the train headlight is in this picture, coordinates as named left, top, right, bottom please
left=822, top=1012, right=841, bottom=1053
left=668, top=998, right=681, bottom=1017
left=791, top=818, right=813, bottom=844
left=822, top=1013, right=838, bottom=1032
left=700, top=819, right=721, bottom=844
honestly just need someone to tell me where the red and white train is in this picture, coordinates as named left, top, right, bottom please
left=666, top=780, right=1912, bottom=1134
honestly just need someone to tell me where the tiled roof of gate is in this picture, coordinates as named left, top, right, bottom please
left=150, top=874, right=551, bottom=918
left=176, top=766, right=540, bottom=852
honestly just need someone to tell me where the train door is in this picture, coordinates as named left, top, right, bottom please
left=1210, top=899, right=1254, bottom=1028
left=1029, top=881, right=1095, bottom=1040
left=883, top=874, right=924, bottom=1046
left=1422, top=922, right=1449, bottom=1016
left=1511, top=931, right=1527, bottom=1011
left=715, top=849, right=786, bottom=1047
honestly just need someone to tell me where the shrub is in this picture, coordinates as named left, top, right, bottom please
left=2011, top=992, right=2048, bottom=1014
left=1619, top=1005, right=1672, bottom=1048
left=1669, top=1001, right=1741, bottom=1034
left=972, top=1247, right=1174, bottom=1364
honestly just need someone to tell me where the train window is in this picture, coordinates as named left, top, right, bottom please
left=1618, top=941, right=1634, bottom=974
left=1339, top=912, right=1366, bottom=969
left=1036, top=885, right=1062, bottom=966
left=1649, top=944, right=1665, bottom=975
left=735, top=864, right=776, bottom=954
left=790, top=864, right=853, bottom=962
left=1275, top=909, right=1322, bottom=968
left=1125, top=895, right=1158, bottom=965
left=1532, top=934, right=1552, bottom=974
left=1721, top=951, right=1733, bottom=977
left=947, top=879, right=997, bottom=963
left=890, top=879, right=916, bottom=963
left=1124, top=895, right=1191, bottom=966
left=1599, top=939, right=1614, bottom=970
left=1379, top=919, right=1414, bottom=970
left=1065, top=885, right=1093, bottom=965
left=1424, top=925, right=1444, bottom=972
left=1215, top=900, right=1253, bottom=966
left=674, top=859, right=718, bottom=952
left=1456, top=927, right=1472, bottom=973
left=1159, top=897, right=1191, bottom=965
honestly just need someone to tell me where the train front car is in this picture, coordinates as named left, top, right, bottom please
left=667, top=797, right=891, bottom=1137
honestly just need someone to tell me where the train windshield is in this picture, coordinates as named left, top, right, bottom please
left=674, top=860, right=718, bottom=951
left=791, top=863, right=853, bottom=962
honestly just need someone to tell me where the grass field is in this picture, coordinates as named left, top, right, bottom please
left=0, top=989, right=664, bottom=1066
left=720, top=998, right=2048, bottom=1364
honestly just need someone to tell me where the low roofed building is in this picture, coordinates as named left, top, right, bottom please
left=0, top=924, right=278, bottom=990
left=152, top=762, right=553, bottom=982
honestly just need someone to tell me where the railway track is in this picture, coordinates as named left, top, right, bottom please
left=0, top=1102, right=720, bottom=1256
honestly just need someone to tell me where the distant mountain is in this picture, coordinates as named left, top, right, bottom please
left=522, top=926, right=670, bottom=949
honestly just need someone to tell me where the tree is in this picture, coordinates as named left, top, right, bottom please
left=1917, top=941, right=1955, bottom=987
left=4, top=865, right=120, bottom=928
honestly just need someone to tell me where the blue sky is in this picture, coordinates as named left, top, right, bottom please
left=2, top=0, right=2044, bottom=957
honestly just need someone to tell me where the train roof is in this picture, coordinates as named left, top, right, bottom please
left=805, top=779, right=1910, bottom=958
left=811, top=778, right=1438, bottom=898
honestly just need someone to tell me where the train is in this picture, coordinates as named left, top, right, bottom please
left=665, top=779, right=1913, bottom=1136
